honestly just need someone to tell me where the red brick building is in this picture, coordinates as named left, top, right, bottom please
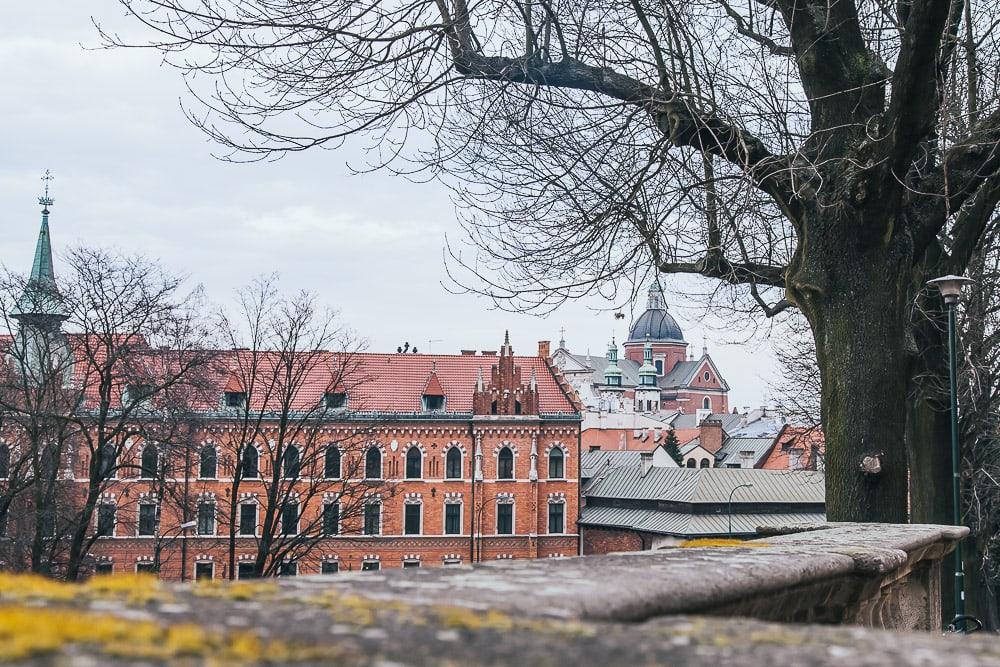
left=0, top=205, right=582, bottom=580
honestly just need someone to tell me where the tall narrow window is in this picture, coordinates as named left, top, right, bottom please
left=138, top=503, right=158, bottom=536
left=241, top=447, right=259, bottom=479
left=444, top=503, right=461, bottom=535
left=282, top=445, right=300, bottom=478
left=281, top=502, right=299, bottom=536
left=199, top=445, right=217, bottom=479
left=197, top=502, right=215, bottom=535
left=548, top=502, right=565, bottom=534
left=97, top=444, right=116, bottom=478
left=700, top=458, right=711, bottom=468
left=323, top=503, right=340, bottom=536
left=496, top=502, right=513, bottom=535
left=239, top=504, right=257, bottom=536
left=703, top=397, right=712, bottom=410
left=279, top=561, right=298, bottom=576
left=97, top=504, right=116, bottom=536
left=404, top=504, right=421, bottom=535
left=445, top=448, right=462, bottom=479
left=0, top=443, right=11, bottom=478
left=405, top=447, right=422, bottom=479
left=195, top=562, right=214, bottom=580
left=497, top=447, right=514, bottom=480
left=548, top=448, right=564, bottom=479
left=364, top=503, right=381, bottom=535
left=365, top=447, right=381, bottom=479
left=140, top=445, right=158, bottom=479
left=324, top=445, right=341, bottom=479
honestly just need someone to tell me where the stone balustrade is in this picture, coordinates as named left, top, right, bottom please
left=1, top=522, right=996, bottom=665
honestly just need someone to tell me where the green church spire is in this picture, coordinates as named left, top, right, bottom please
left=13, top=171, right=67, bottom=322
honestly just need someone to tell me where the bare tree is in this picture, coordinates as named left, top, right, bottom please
left=213, top=276, right=393, bottom=579
left=105, top=1, right=1000, bottom=522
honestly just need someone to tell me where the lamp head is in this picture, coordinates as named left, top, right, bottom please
left=179, top=520, right=198, bottom=530
left=928, top=275, right=975, bottom=305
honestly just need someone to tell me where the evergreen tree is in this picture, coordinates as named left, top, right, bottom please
left=664, top=429, right=683, bottom=467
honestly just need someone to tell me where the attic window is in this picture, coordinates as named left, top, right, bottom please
left=126, top=383, right=155, bottom=404
left=224, top=391, right=247, bottom=409
left=703, top=371, right=711, bottom=381
left=324, top=392, right=347, bottom=409
left=654, top=360, right=664, bottom=375
left=423, top=394, right=445, bottom=411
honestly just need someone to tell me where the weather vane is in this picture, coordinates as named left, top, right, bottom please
left=39, top=170, right=54, bottom=213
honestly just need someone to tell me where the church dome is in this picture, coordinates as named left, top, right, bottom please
left=627, top=284, right=684, bottom=343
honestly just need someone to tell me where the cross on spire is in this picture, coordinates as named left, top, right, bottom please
left=38, top=170, right=54, bottom=213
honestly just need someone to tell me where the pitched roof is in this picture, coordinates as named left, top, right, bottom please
left=578, top=505, right=826, bottom=537
left=580, top=450, right=643, bottom=478
left=583, top=467, right=825, bottom=505
left=714, top=437, right=777, bottom=467
left=422, top=371, right=445, bottom=396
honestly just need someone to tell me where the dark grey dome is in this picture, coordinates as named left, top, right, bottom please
left=627, top=309, right=685, bottom=343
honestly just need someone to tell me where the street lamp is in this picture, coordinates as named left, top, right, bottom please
left=727, top=483, right=753, bottom=537
left=927, top=274, right=977, bottom=633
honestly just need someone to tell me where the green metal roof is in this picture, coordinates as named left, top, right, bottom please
left=13, top=208, right=67, bottom=320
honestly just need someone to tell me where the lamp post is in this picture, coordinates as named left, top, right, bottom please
left=727, top=483, right=754, bottom=537
left=927, top=274, right=975, bottom=632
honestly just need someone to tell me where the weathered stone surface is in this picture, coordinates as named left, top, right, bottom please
left=0, top=523, right=987, bottom=665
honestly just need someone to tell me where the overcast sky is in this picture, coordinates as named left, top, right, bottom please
left=1, top=3, right=783, bottom=410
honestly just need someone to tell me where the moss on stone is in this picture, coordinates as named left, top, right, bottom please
left=676, top=538, right=771, bottom=548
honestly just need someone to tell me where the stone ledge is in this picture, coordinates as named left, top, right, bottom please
left=0, top=523, right=987, bottom=665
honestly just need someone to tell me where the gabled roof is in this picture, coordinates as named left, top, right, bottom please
left=583, top=466, right=825, bottom=504
left=580, top=450, right=643, bottom=479
left=422, top=371, right=445, bottom=396
left=714, top=437, right=776, bottom=466
left=578, top=506, right=826, bottom=537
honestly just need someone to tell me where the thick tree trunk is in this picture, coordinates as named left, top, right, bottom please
left=792, top=217, right=911, bottom=522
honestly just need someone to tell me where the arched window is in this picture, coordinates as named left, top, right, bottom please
left=140, top=445, right=158, bottom=479
left=0, top=444, right=9, bottom=478
left=365, top=447, right=382, bottom=479
left=686, top=459, right=696, bottom=468
left=241, top=447, right=259, bottom=479
left=514, top=400, right=522, bottom=415
left=283, top=445, right=300, bottom=478
left=548, top=448, right=564, bottom=479
left=98, top=444, right=116, bottom=478
left=700, top=458, right=711, bottom=468
left=324, top=445, right=341, bottom=479
left=445, top=447, right=462, bottom=479
left=703, top=396, right=711, bottom=410
left=497, top=447, right=514, bottom=480
left=405, top=447, right=422, bottom=479
left=199, top=445, right=217, bottom=479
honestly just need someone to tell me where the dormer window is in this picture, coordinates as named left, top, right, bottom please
left=324, top=392, right=347, bottom=410
left=605, top=375, right=621, bottom=387
left=423, top=394, right=445, bottom=411
left=224, top=391, right=247, bottom=409
left=655, top=360, right=664, bottom=375
left=125, top=383, right=155, bottom=405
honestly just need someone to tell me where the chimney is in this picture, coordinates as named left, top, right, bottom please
left=537, top=340, right=551, bottom=358
left=460, top=349, right=477, bottom=356
left=699, top=418, right=726, bottom=455
left=481, top=350, right=497, bottom=357
left=640, top=451, right=654, bottom=476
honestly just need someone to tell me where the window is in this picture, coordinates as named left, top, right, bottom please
left=224, top=391, right=246, bottom=409
left=422, top=394, right=445, bottom=411
left=239, top=504, right=257, bottom=536
left=496, top=503, right=513, bottom=535
left=0, top=444, right=9, bottom=478
left=140, top=445, right=158, bottom=479
left=241, top=447, right=259, bottom=479
left=726, top=463, right=740, bottom=469
left=197, top=502, right=215, bottom=535
left=514, top=400, right=522, bottom=415
left=444, top=503, right=461, bottom=535
left=548, top=448, right=564, bottom=479
left=126, top=383, right=155, bottom=405
left=138, top=503, right=158, bottom=536
left=686, top=459, right=696, bottom=468
left=97, top=504, right=115, bottom=536
left=703, top=397, right=711, bottom=410
left=365, top=447, right=381, bottom=479
left=321, top=561, right=339, bottom=574
left=237, top=563, right=257, bottom=579
left=442, top=559, right=462, bottom=567
left=700, top=459, right=711, bottom=468
left=361, top=561, right=380, bottom=572
left=364, top=503, right=381, bottom=535
left=703, top=371, right=711, bottom=382
left=279, top=561, right=298, bottom=577
left=281, top=502, right=299, bottom=536
left=589, top=445, right=600, bottom=452
left=136, top=562, right=157, bottom=574
left=324, top=445, right=341, bottom=479
left=97, top=444, right=116, bottom=478
left=199, top=445, right=217, bottom=479
left=94, top=563, right=113, bottom=576
left=403, top=560, right=420, bottom=568
left=548, top=503, right=565, bottom=534
left=655, top=359, right=664, bottom=375
left=445, top=448, right=462, bottom=479
left=405, top=447, right=422, bottom=479
left=404, top=504, right=421, bottom=535
left=195, top=562, right=214, bottom=580
left=282, top=445, right=300, bottom=478
left=323, top=503, right=339, bottom=536
left=324, top=392, right=347, bottom=409
left=497, top=447, right=514, bottom=479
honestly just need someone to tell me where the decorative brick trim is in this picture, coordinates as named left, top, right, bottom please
left=441, top=440, right=467, bottom=457
left=545, top=441, right=570, bottom=458
left=402, top=554, right=422, bottom=561
left=322, top=554, right=339, bottom=562
left=237, top=554, right=256, bottom=562
left=443, top=492, right=463, bottom=503
left=194, top=554, right=215, bottom=562
left=401, top=440, right=426, bottom=457
left=442, top=554, right=463, bottom=562
left=495, top=554, right=514, bottom=560
left=197, top=491, right=217, bottom=501
left=492, top=440, right=519, bottom=456
left=135, top=555, right=155, bottom=564
left=239, top=492, right=258, bottom=502
left=496, top=492, right=515, bottom=502
left=403, top=493, right=422, bottom=504
left=548, top=492, right=567, bottom=502
left=362, top=554, right=380, bottom=561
